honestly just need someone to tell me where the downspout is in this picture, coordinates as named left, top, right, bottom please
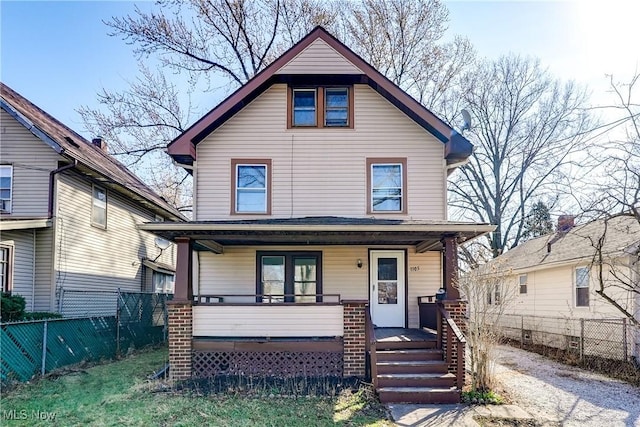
left=48, top=160, right=77, bottom=218
left=31, top=229, right=36, bottom=311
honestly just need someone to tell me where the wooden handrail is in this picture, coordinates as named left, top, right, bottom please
left=364, top=307, right=378, bottom=389
left=417, top=295, right=436, bottom=303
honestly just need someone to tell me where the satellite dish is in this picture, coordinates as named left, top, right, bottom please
left=461, top=109, right=472, bottom=132
left=154, top=237, right=171, bottom=251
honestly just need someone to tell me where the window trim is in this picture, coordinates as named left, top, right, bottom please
left=231, top=159, right=272, bottom=215
left=519, top=274, right=528, bottom=294
left=575, top=266, right=590, bottom=307
left=0, top=244, right=13, bottom=293
left=0, top=165, right=13, bottom=214
left=255, top=251, right=323, bottom=303
left=366, top=158, right=407, bottom=214
left=287, top=86, right=354, bottom=129
left=91, top=184, right=107, bottom=229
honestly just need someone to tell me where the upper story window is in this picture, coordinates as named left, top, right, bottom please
left=519, top=274, right=528, bottom=294
left=232, top=159, right=271, bottom=214
left=0, top=165, right=13, bottom=214
left=92, top=184, right=107, bottom=228
left=289, top=86, right=353, bottom=128
left=0, top=245, right=12, bottom=293
left=575, top=266, right=589, bottom=307
left=367, top=158, right=407, bottom=214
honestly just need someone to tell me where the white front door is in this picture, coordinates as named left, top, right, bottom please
left=370, top=250, right=405, bottom=327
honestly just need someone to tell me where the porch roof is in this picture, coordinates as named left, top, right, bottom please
left=139, top=216, right=495, bottom=253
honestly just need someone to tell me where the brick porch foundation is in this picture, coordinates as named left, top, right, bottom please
left=167, top=301, right=192, bottom=380
left=441, top=300, right=467, bottom=375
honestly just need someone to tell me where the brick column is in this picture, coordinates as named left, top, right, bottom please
left=342, top=300, right=367, bottom=377
left=442, top=300, right=467, bottom=375
left=168, top=301, right=192, bottom=380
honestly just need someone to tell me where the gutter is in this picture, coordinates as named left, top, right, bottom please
left=48, top=160, right=77, bottom=218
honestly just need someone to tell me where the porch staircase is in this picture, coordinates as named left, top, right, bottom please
left=373, top=339, right=460, bottom=404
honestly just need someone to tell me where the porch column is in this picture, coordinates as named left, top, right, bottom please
left=442, top=300, right=467, bottom=376
left=342, top=300, right=367, bottom=378
left=168, top=237, right=193, bottom=380
left=442, top=235, right=460, bottom=300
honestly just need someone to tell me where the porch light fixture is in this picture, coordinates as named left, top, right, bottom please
left=357, top=259, right=363, bottom=269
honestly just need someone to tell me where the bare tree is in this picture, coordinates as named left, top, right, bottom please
left=581, top=73, right=640, bottom=325
left=449, top=55, right=595, bottom=258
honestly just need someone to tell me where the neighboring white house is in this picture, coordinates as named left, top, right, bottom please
left=486, top=214, right=639, bottom=359
left=0, top=82, right=185, bottom=315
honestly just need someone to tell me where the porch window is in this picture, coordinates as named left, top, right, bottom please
left=232, top=159, right=271, bottom=214
left=0, top=165, right=13, bottom=213
left=257, top=251, right=322, bottom=303
left=92, top=185, right=107, bottom=228
left=0, top=245, right=12, bottom=293
left=367, top=158, right=407, bottom=213
left=575, top=267, right=589, bottom=307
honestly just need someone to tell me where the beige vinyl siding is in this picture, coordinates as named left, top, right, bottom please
left=192, top=305, right=343, bottom=337
left=196, top=84, right=446, bottom=220
left=34, top=227, right=54, bottom=311
left=1, top=230, right=34, bottom=307
left=0, top=110, right=61, bottom=217
left=275, top=39, right=363, bottom=74
left=407, top=250, right=442, bottom=328
left=53, top=172, right=176, bottom=294
left=503, top=263, right=634, bottom=319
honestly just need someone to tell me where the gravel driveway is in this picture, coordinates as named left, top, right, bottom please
left=494, top=345, right=640, bottom=427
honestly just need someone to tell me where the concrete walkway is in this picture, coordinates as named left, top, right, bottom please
left=388, top=403, right=535, bottom=426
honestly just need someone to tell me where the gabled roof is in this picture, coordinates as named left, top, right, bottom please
left=0, top=82, right=185, bottom=220
left=167, top=26, right=473, bottom=166
left=492, top=215, right=640, bottom=272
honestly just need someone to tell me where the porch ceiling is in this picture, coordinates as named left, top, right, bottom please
left=139, top=217, right=495, bottom=253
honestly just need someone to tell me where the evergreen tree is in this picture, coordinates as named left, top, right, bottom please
left=522, top=201, right=554, bottom=240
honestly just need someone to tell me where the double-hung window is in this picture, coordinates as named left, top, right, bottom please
left=367, top=158, right=406, bottom=213
left=575, top=267, right=589, bottom=307
left=257, top=251, right=322, bottom=303
left=0, top=165, right=13, bottom=213
left=232, top=159, right=271, bottom=214
left=519, top=274, right=528, bottom=294
left=290, top=87, right=352, bottom=128
left=92, top=185, right=107, bottom=228
left=0, top=245, right=12, bottom=293
left=153, top=271, right=175, bottom=293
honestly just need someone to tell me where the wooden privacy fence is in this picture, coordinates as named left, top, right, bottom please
left=1, top=291, right=169, bottom=383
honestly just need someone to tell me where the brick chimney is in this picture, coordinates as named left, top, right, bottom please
left=92, top=136, right=107, bottom=152
left=557, top=215, right=575, bottom=233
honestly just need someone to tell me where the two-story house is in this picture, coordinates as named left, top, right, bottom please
left=140, top=27, right=493, bottom=403
left=0, top=83, right=184, bottom=317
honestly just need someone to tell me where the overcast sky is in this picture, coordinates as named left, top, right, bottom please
left=1, top=0, right=638, bottom=136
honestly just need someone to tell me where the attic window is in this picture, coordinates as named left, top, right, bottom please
left=92, top=184, right=107, bottom=228
left=288, top=87, right=353, bottom=128
left=0, top=165, right=13, bottom=213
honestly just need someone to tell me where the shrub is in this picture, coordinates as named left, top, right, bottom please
left=1, top=293, right=26, bottom=322
left=23, top=312, right=63, bottom=321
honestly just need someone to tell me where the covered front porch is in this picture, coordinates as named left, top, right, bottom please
left=140, top=217, right=491, bottom=398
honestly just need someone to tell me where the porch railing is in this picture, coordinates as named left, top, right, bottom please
left=364, top=306, right=378, bottom=388
left=192, top=293, right=343, bottom=338
left=436, top=304, right=466, bottom=389
left=417, top=295, right=437, bottom=330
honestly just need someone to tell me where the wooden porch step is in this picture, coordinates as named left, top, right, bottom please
left=378, top=386, right=460, bottom=404
left=377, top=372, right=456, bottom=388
left=376, top=340, right=437, bottom=351
left=376, top=349, right=442, bottom=362
left=376, top=360, right=448, bottom=374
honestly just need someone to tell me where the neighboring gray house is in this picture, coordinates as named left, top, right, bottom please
left=0, top=82, right=185, bottom=315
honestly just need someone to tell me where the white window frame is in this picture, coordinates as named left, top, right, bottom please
left=91, top=184, right=107, bottom=228
left=519, top=274, right=528, bottom=294
left=153, top=271, right=175, bottom=294
left=292, top=88, right=317, bottom=127
left=0, top=165, right=13, bottom=214
left=235, top=163, right=268, bottom=213
left=324, top=87, right=349, bottom=127
left=371, top=163, right=403, bottom=213
left=575, top=266, right=590, bottom=307
left=0, top=244, right=13, bottom=293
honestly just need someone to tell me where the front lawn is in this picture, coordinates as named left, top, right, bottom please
left=0, top=348, right=392, bottom=426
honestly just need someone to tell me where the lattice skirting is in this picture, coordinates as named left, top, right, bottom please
left=192, top=350, right=344, bottom=377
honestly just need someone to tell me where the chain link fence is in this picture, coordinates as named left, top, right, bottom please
left=491, top=313, right=640, bottom=384
left=1, top=291, right=170, bottom=384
